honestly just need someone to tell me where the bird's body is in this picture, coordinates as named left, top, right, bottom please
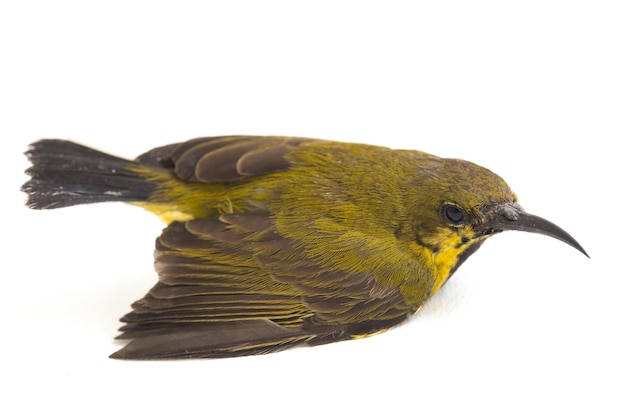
left=22, top=136, right=587, bottom=359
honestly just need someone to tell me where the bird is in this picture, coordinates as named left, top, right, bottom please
left=21, top=136, right=588, bottom=359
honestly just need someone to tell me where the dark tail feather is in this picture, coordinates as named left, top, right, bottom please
left=22, top=139, right=156, bottom=209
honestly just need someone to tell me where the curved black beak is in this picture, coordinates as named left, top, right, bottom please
left=484, top=204, right=589, bottom=258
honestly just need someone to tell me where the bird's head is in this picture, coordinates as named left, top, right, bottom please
left=408, top=156, right=587, bottom=293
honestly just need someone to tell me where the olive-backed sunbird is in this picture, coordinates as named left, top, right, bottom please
left=21, top=136, right=588, bottom=359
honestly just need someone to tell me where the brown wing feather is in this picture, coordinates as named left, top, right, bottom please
left=134, top=136, right=315, bottom=183
left=113, top=211, right=410, bottom=359
left=111, top=321, right=313, bottom=359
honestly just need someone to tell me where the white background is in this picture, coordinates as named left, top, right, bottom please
left=1, top=1, right=623, bottom=416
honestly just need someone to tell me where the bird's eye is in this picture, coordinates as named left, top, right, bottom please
left=441, top=204, right=466, bottom=225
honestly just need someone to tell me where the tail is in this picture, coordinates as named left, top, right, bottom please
left=22, top=139, right=157, bottom=209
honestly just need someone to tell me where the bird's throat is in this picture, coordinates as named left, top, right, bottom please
left=416, top=230, right=485, bottom=296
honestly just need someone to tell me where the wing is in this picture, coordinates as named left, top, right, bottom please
left=135, top=135, right=316, bottom=182
left=112, top=211, right=411, bottom=359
